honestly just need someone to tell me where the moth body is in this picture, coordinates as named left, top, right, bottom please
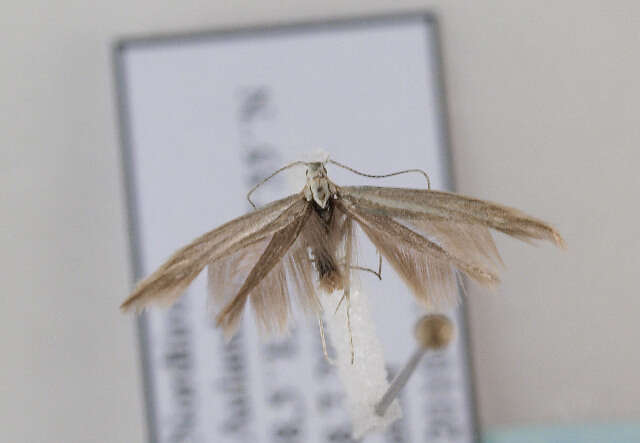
left=311, top=194, right=345, bottom=293
left=121, top=158, right=564, bottom=339
left=304, top=162, right=337, bottom=209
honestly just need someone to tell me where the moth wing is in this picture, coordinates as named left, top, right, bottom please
left=337, top=198, right=498, bottom=308
left=212, top=200, right=318, bottom=337
left=120, top=193, right=305, bottom=312
left=341, top=186, right=565, bottom=248
left=212, top=200, right=360, bottom=338
left=339, top=186, right=564, bottom=308
left=300, top=201, right=357, bottom=294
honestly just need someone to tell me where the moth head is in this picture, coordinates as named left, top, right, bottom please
left=305, top=162, right=331, bottom=209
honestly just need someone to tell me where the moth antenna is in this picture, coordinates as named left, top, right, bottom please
left=246, top=160, right=307, bottom=209
left=328, top=159, right=431, bottom=190
left=318, top=317, right=337, bottom=365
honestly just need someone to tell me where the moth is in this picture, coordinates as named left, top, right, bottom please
left=121, top=159, right=565, bottom=341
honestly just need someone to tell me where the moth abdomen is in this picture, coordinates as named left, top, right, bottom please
left=309, top=198, right=344, bottom=291
left=315, top=253, right=343, bottom=292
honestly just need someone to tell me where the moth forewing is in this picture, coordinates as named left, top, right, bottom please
left=337, top=198, right=489, bottom=309
left=120, top=192, right=304, bottom=313
left=213, top=199, right=312, bottom=337
left=341, top=186, right=566, bottom=249
left=336, top=185, right=565, bottom=308
left=403, top=219, right=503, bottom=274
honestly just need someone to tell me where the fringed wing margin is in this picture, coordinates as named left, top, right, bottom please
left=120, top=193, right=305, bottom=313
left=210, top=201, right=324, bottom=338
left=342, top=186, right=566, bottom=247
left=338, top=186, right=565, bottom=309
left=210, top=201, right=359, bottom=338
left=337, top=199, right=496, bottom=309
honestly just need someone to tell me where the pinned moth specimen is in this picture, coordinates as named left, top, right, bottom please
left=121, top=159, right=565, bottom=344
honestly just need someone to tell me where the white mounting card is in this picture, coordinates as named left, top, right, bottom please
left=116, top=13, right=478, bottom=443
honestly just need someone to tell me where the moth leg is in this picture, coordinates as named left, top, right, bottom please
left=334, top=292, right=346, bottom=314
left=318, top=317, right=337, bottom=365
left=350, top=253, right=383, bottom=280
left=336, top=252, right=382, bottom=315
left=345, top=290, right=355, bottom=365
left=332, top=290, right=355, bottom=365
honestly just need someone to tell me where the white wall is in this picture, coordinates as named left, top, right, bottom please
left=1, top=1, right=638, bottom=441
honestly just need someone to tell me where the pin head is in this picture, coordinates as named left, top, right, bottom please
left=414, top=314, right=454, bottom=350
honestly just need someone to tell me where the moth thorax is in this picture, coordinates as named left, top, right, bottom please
left=311, top=180, right=330, bottom=208
left=306, top=162, right=331, bottom=209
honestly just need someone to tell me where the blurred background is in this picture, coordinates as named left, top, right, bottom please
left=2, top=1, right=639, bottom=442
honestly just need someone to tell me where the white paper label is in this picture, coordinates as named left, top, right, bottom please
left=117, top=15, right=477, bottom=443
